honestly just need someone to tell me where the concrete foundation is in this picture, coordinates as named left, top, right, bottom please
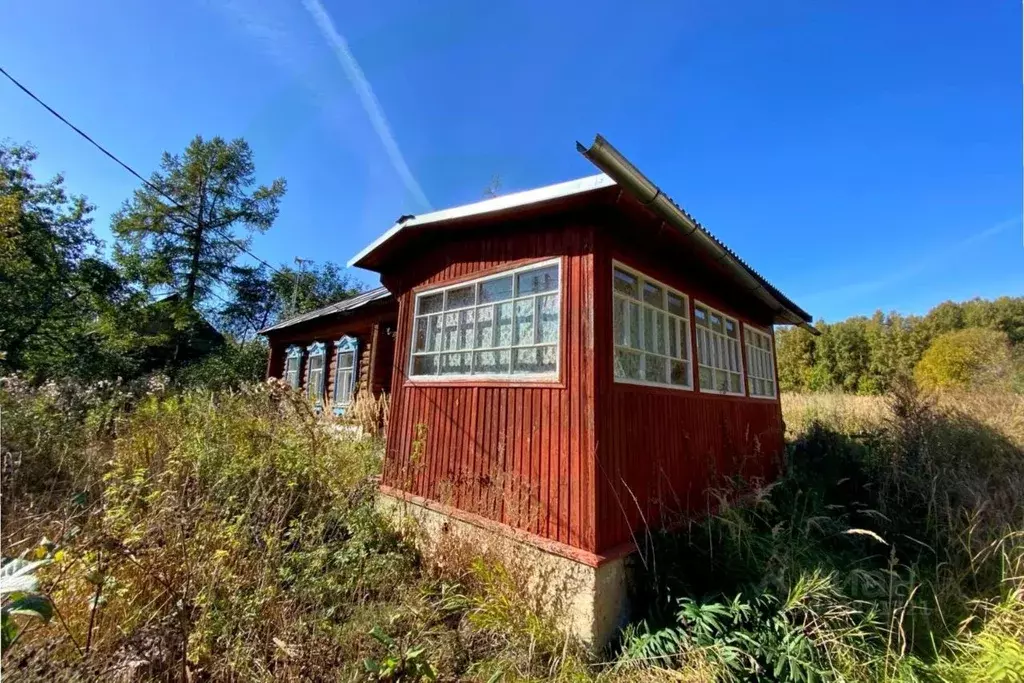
left=376, top=490, right=630, bottom=651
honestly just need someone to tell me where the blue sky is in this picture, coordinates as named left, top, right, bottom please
left=2, top=0, right=1020, bottom=322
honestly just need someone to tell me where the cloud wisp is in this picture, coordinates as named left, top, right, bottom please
left=301, top=0, right=431, bottom=210
left=798, top=216, right=1019, bottom=305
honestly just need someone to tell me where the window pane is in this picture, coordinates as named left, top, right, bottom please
left=699, top=365, right=713, bottom=389
left=613, top=268, right=639, bottom=298
left=766, top=380, right=775, bottom=397
left=517, top=265, right=558, bottom=295
left=513, top=299, right=534, bottom=345
left=725, top=318, right=738, bottom=339
left=414, top=318, right=428, bottom=352
left=715, top=369, right=729, bottom=392
left=613, top=297, right=628, bottom=346
left=643, top=308, right=655, bottom=353
left=668, top=319, right=678, bottom=358
left=458, top=309, right=475, bottom=350
left=628, top=302, right=641, bottom=349
left=667, top=292, right=687, bottom=317
left=475, top=306, right=494, bottom=348
left=473, top=349, right=510, bottom=374
left=428, top=314, right=442, bottom=352
left=412, top=355, right=438, bottom=376
left=513, top=345, right=556, bottom=374
left=680, top=322, right=690, bottom=360
left=309, top=354, right=324, bottom=372
left=614, top=349, right=641, bottom=380
left=644, top=354, right=666, bottom=383
left=418, top=292, right=443, bottom=315
left=643, top=282, right=664, bottom=308
left=339, top=350, right=354, bottom=369
left=670, top=360, right=689, bottom=386
left=479, top=276, right=513, bottom=303
left=496, top=302, right=514, bottom=346
left=695, top=306, right=708, bottom=327
left=538, top=294, right=559, bottom=343
left=439, top=352, right=471, bottom=375
left=710, top=312, right=723, bottom=334
left=447, top=285, right=475, bottom=309
left=729, top=372, right=742, bottom=394
left=443, top=312, right=460, bottom=351
left=654, top=311, right=667, bottom=355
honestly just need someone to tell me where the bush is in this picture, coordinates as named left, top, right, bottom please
left=914, top=327, right=1014, bottom=391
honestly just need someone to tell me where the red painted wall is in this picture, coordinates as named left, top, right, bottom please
left=591, top=213, right=785, bottom=553
left=380, top=219, right=598, bottom=553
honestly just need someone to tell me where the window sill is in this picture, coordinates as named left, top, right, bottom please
left=614, top=377, right=694, bottom=392
left=403, top=375, right=564, bottom=390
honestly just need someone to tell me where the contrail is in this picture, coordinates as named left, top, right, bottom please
left=301, top=0, right=432, bottom=210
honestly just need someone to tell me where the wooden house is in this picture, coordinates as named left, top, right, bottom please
left=346, top=135, right=814, bottom=572
left=261, top=287, right=397, bottom=414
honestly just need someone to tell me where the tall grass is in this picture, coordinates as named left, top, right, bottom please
left=3, top=377, right=1022, bottom=681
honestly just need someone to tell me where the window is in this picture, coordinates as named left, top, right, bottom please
left=744, top=325, right=777, bottom=398
left=409, top=260, right=560, bottom=379
left=694, top=302, right=744, bottom=395
left=306, top=342, right=326, bottom=403
left=333, top=336, right=359, bottom=413
left=284, top=345, right=302, bottom=389
left=612, top=263, right=692, bottom=389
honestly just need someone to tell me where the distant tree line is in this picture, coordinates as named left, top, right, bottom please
left=776, top=297, right=1024, bottom=394
left=1, top=137, right=362, bottom=386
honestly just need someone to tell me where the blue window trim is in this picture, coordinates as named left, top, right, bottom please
left=284, top=345, right=303, bottom=389
left=306, top=341, right=327, bottom=407
left=332, top=336, right=359, bottom=416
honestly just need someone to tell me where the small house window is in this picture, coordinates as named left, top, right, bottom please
left=333, top=336, right=359, bottom=413
left=744, top=325, right=777, bottom=399
left=694, top=302, right=744, bottom=395
left=409, top=259, right=561, bottom=379
left=306, top=342, right=326, bottom=403
left=284, top=345, right=303, bottom=389
left=612, top=263, right=692, bottom=389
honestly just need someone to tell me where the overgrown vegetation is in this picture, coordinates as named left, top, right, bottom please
left=3, top=376, right=1022, bottom=681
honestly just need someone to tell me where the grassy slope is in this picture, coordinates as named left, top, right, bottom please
left=1, top=379, right=1022, bottom=681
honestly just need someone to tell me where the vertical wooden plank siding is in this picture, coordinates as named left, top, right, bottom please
left=592, top=227, right=786, bottom=553
left=380, top=222, right=598, bottom=553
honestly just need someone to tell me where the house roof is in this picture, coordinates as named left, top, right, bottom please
left=347, top=136, right=814, bottom=331
left=258, top=286, right=392, bottom=334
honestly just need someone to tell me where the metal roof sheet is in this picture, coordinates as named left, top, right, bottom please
left=258, top=286, right=392, bottom=334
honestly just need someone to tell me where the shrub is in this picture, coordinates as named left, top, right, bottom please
left=914, top=327, right=1014, bottom=391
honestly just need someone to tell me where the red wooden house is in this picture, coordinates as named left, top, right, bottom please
left=261, top=287, right=397, bottom=414
left=346, top=135, right=814, bottom=569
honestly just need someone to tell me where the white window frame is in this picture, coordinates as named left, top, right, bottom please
left=743, top=323, right=778, bottom=400
left=333, top=336, right=359, bottom=414
left=306, top=341, right=327, bottom=405
left=284, top=345, right=303, bottom=389
left=611, top=260, right=693, bottom=391
left=407, top=258, right=562, bottom=381
left=694, top=301, right=746, bottom=396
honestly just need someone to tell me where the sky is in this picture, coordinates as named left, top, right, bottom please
left=1, top=0, right=1020, bottom=322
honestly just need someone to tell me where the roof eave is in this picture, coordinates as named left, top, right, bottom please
left=576, top=135, right=816, bottom=334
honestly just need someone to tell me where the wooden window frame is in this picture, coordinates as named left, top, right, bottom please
left=332, top=336, right=359, bottom=415
left=743, top=323, right=778, bottom=400
left=284, top=345, right=303, bottom=389
left=694, top=300, right=746, bottom=396
left=610, top=260, right=694, bottom=391
left=306, top=341, right=327, bottom=406
left=407, top=258, right=562, bottom=382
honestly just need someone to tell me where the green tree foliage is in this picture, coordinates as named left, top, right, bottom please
left=776, top=297, right=1024, bottom=394
left=914, top=328, right=1014, bottom=391
left=0, top=143, right=127, bottom=379
left=218, top=262, right=363, bottom=339
left=112, top=135, right=286, bottom=306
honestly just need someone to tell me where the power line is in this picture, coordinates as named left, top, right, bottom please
left=0, top=64, right=286, bottom=277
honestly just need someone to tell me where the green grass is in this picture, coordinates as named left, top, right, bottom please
left=2, top=377, right=1022, bottom=681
